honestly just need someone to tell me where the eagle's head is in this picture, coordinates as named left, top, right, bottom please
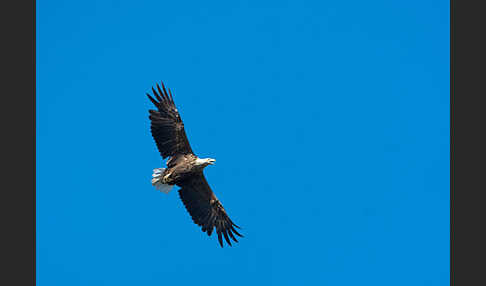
left=195, top=157, right=216, bottom=167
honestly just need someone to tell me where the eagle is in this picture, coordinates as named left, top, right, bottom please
left=146, top=82, right=243, bottom=247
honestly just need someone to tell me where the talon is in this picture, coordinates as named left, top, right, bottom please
left=163, top=174, right=171, bottom=183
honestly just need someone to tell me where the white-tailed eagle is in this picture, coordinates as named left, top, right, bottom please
left=147, top=82, right=242, bottom=247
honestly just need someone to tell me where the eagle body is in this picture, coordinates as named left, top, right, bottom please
left=157, top=153, right=213, bottom=185
left=161, top=153, right=198, bottom=185
left=146, top=82, right=242, bottom=247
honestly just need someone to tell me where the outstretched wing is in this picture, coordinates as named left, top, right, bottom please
left=178, top=172, right=243, bottom=247
left=147, top=82, right=193, bottom=159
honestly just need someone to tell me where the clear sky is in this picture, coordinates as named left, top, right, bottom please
left=37, top=1, right=449, bottom=285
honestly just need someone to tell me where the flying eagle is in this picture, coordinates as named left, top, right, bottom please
left=147, top=82, right=243, bottom=247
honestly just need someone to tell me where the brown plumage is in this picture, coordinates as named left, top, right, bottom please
left=147, top=81, right=242, bottom=247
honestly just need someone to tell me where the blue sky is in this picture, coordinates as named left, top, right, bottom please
left=37, top=1, right=449, bottom=285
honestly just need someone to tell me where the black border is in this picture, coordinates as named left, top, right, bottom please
left=1, top=1, right=35, bottom=285
left=451, top=0, right=486, bottom=285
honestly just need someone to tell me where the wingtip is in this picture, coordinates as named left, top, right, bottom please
left=146, top=93, right=159, bottom=106
left=218, top=235, right=224, bottom=248
left=223, top=230, right=232, bottom=246
left=231, top=225, right=243, bottom=237
left=168, top=88, right=174, bottom=103
left=156, top=83, right=165, bottom=101
left=228, top=231, right=239, bottom=243
left=161, top=82, right=170, bottom=100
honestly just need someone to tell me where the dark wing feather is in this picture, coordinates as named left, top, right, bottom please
left=178, top=172, right=243, bottom=247
left=147, top=82, right=193, bottom=158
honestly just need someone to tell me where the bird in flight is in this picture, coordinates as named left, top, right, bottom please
left=147, top=82, right=243, bottom=247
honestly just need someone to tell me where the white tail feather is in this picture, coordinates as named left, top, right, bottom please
left=151, top=168, right=174, bottom=194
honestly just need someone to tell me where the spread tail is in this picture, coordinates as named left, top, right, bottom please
left=151, top=168, right=174, bottom=194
